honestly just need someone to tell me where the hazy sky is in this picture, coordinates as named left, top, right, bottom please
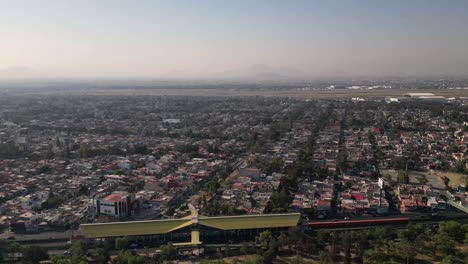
left=1, top=0, right=468, bottom=79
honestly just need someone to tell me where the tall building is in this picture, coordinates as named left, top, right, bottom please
left=96, top=192, right=137, bottom=218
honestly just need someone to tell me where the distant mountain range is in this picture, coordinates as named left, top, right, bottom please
left=0, top=67, right=43, bottom=80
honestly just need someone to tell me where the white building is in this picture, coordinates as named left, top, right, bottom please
left=96, top=192, right=137, bottom=218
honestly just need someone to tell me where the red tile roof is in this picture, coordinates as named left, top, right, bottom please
left=104, top=193, right=125, bottom=202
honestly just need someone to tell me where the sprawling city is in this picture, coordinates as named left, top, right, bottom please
left=0, top=84, right=467, bottom=263
left=1, top=1, right=468, bottom=264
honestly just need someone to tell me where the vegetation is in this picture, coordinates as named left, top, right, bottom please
left=160, top=242, right=177, bottom=261
left=237, top=221, right=468, bottom=264
left=115, top=236, right=130, bottom=251
left=23, top=246, right=49, bottom=264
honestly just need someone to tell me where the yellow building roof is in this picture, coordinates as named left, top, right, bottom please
left=80, top=213, right=300, bottom=238
left=198, top=213, right=300, bottom=230
left=81, top=218, right=192, bottom=238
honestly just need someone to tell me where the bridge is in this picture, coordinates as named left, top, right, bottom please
left=447, top=200, right=468, bottom=214
left=80, top=211, right=300, bottom=246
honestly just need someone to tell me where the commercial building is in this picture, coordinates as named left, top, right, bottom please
left=96, top=192, right=138, bottom=218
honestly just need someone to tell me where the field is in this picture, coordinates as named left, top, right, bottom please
left=433, top=171, right=467, bottom=188
left=381, top=169, right=445, bottom=189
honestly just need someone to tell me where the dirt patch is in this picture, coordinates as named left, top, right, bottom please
left=381, top=169, right=445, bottom=188
left=433, top=171, right=467, bottom=188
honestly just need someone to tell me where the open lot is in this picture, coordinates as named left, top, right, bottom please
left=381, top=169, right=445, bottom=189
left=433, top=171, right=467, bottom=188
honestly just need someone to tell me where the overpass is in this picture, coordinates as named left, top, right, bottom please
left=80, top=211, right=300, bottom=246
left=447, top=200, right=468, bottom=214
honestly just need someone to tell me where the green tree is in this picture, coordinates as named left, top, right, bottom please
left=115, top=237, right=129, bottom=251
left=240, top=242, right=251, bottom=255
left=397, top=171, right=409, bottom=184
left=200, top=260, right=228, bottom=264
left=51, top=256, right=72, bottom=264
left=290, top=255, right=303, bottom=264
left=269, top=189, right=290, bottom=213
left=243, top=255, right=264, bottom=264
left=434, top=233, right=457, bottom=256
left=288, top=226, right=304, bottom=251
left=319, top=250, right=333, bottom=264
left=70, top=241, right=87, bottom=264
left=439, top=221, right=466, bottom=243
left=342, top=231, right=353, bottom=264
left=23, top=246, right=49, bottom=264
left=111, top=250, right=145, bottom=264
left=92, top=248, right=110, bottom=264
left=165, top=206, right=176, bottom=216
left=355, top=230, right=370, bottom=263
left=363, top=248, right=387, bottom=264
left=442, top=255, right=455, bottom=264
left=255, top=230, right=273, bottom=251
left=337, top=149, right=349, bottom=174
left=160, top=242, right=177, bottom=261
left=443, top=176, right=451, bottom=189
left=316, top=230, right=329, bottom=250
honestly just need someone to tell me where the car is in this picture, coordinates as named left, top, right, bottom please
left=63, top=250, right=71, bottom=256
left=344, top=216, right=351, bottom=220
left=130, top=243, right=138, bottom=248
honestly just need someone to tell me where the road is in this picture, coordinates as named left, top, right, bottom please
left=0, top=230, right=77, bottom=241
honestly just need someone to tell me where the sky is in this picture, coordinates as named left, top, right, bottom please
left=1, top=0, right=468, bottom=80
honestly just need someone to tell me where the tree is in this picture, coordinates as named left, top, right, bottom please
left=355, top=231, right=370, bottom=263
left=337, top=150, right=349, bottom=174
left=363, top=248, right=387, bottom=264
left=134, top=145, right=150, bottom=155
left=255, top=230, right=273, bottom=251
left=442, top=176, right=451, bottom=189
left=240, top=242, right=250, bottom=255
left=319, top=250, right=333, bottom=264
left=23, top=246, right=49, bottom=264
left=329, top=231, right=339, bottom=262
left=342, top=232, right=353, bottom=264
left=160, top=242, right=177, bottom=261
left=442, top=255, right=455, bottom=264
left=288, top=226, right=304, bottom=251
left=434, top=233, right=457, bottom=256
left=262, top=246, right=277, bottom=263
left=51, top=256, right=72, bottom=264
left=165, top=206, right=176, bottom=217
left=243, top=255, right=264, bottom=264
left=269, top=189, right=289, bottom=213
left=395, top=238, right=415, bottom=264
left=200, top=260, right=228, bottom=264
left=38, top=164, right=53, bottom=174
left=439, top=221, right=466, bottom=242
left=374, top=226, right=396, bottom=245
left=115, top=236, right=129, bottom=251
left=111, top=250, right=145, bottom=264
left=291, top=255, right=303, bottom=264
left=397, top=171, right=409, bottom=184
left=92, top=248, right=110, bottom=264
left=316, top=230, right=330, bottom=250
left=70, top=241, right=87, bottom=264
